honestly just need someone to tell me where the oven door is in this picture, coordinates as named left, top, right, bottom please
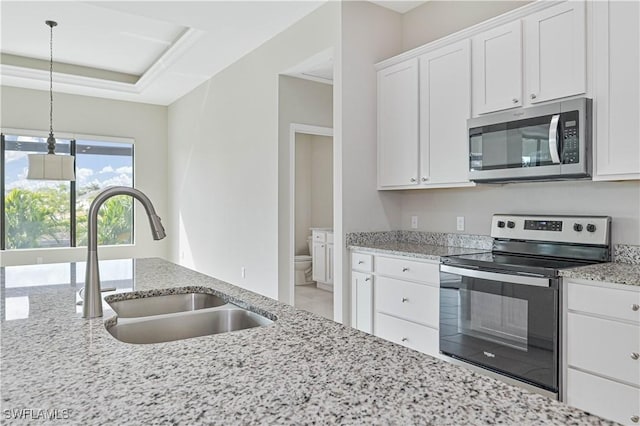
left=439, top=264, right=559, bottom=392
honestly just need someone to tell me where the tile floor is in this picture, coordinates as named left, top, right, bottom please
left=294, top=284, right=333, bottom=320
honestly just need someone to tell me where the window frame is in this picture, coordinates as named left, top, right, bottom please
left=1, top=130, right=135, bottom=251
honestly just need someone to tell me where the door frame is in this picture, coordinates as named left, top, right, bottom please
left=288, top=123, right=334, bottom=309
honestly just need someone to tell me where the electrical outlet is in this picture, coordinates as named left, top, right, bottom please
left=241, top=267, right=246, bottom=279
left=456, top=216, right=465, bottom=231
left=411, top=215, right=418, bottom=229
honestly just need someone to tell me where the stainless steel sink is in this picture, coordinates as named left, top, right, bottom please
left=107, top=307, right=273, bottom=344
left=107, top=292, right=227, bottom=318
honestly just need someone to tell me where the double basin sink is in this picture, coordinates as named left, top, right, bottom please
left=105, top=291, right=274, bottom=344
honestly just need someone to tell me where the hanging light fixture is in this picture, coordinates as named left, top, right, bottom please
left=27, top=20, right=75, bottom=181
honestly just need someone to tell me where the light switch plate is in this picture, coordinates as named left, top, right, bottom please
left=456, top=216, right=465, bottom=231
left=411, top=215, right=418, bottom=229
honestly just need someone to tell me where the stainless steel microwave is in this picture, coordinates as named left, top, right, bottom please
left=467, top=98, right=592, bottom=183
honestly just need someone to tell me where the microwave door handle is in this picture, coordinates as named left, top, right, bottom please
left=548, top=114, right=561, bottom=164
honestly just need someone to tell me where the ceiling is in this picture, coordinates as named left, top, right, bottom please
left=0, top=1, right=425, bottom=106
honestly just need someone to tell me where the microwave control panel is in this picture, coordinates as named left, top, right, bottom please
left=562, top=112, right=579, bottom=164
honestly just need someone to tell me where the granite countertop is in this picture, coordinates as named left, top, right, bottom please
left=560, top=262, right=640, bottom=287
left=348, top=241, right=485, bottom=261
left=0, top=258, right=613, bottom=425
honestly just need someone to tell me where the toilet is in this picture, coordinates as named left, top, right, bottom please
left=294, top=236, right=314, bottom=285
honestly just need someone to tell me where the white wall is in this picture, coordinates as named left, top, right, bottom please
left=295, top=133, right=313, bottom=255
left=393, top=0, right=640, bottom=246
left=295, top=133, right=333, bottom=256
left=310, top=135, right=333, bottom=230
left=168, top=4, right=338, bottom=300
left=399, top=181, right=640, bottom=245
left=278, top=76, right=333, bottom=303
left=339, top=1, right=404, bottom=323
left=402, top=1, right=531, bottom=50
left=0, top=86, right=168, bottom=266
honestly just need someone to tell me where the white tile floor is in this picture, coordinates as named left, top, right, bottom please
left=294, top=284, right=333, bottom=320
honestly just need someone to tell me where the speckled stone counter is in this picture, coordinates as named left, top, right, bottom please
left=1, top=258, right=613, bottom=425
left=349, top=241, right=485, bottom=261
left=560, top=262, right=640, bottom=287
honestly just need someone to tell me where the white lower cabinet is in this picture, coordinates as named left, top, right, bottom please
left=565, top=280, right=640, bottom=425
left=351, top=250, right=440, bottom=357
left=375, top=312, right=439, bottom=356
left=312, top=230, right=334, bottom=285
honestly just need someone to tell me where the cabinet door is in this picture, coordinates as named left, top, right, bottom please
left=377, top=58, right=419, bottom=187
left=326, top=243, right=334, bottom=284
left=419, top=40, right=471, bottom=185
left=524, top=1, right=586, bottom=104
left=593, top=0, right=640, bottom=180
left=472, top=20, right=522, bottom=114
left=312, top=242, right=326, bottom=283
left=352, top=271, right=373, bottom=334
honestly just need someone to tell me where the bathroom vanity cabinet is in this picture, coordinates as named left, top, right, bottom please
left=312, top=230, right=334, bottom=290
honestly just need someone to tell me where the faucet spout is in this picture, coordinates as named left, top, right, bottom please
left=83, top=186, right=166, bottom=318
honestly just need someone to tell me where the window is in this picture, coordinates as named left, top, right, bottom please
left=1, top=133, right=134, bottom=250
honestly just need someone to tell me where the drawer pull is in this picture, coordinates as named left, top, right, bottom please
left=401, top=337, right=408, bottom=342
left=364, top=277, right=371, bottom=282
left=358, top=260, right=364, bottom=264
left=402, top=267, right=409, bottom=272
left=632, top=304, right=640, bottom=311
left=632, top=352, right=640, bottom=360
left=631, top=416, right=639, bottom=423
left=401, top=297, right=408, bottom=303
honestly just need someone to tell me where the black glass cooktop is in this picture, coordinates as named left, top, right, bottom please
left=441, top=251, right=597, bottom=277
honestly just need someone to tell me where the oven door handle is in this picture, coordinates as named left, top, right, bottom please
left=440, top=264, right=551, bottom=287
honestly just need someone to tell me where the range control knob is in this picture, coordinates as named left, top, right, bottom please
left=573, top=223, right=583, bottom=232
left=586, top=224, right=597, bottom=233
left=497, top=221, right=506, bottom=228
left=507, top=221, right=516, bottom=229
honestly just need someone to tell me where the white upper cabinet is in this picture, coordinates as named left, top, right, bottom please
left=472, top=2, right=587, bottom=115
left=524, top=1, right=586, bottom=104
left=593, top=0, right=640, bottom=180
left=419, top=40, right=473, bottom=186
left=377, top=58, right=419, bottom=188
left=472, top=20, right=522, bottom=114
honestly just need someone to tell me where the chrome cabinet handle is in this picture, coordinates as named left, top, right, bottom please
left=402, top=297, right=408, bottom=303
left=631, top=415, right=639, bottom=423
left=631, top=352, right=639, bottom=360
left=364, top=277, right=371, bottom=282
left=421, top=177, right=428, bottom=182
left=632, top=304, right=639, bottom=311
left=402, top=267, right=409, bottom=272
left=358, top=260, right=364, bottom=264
left=530, top=93, right=537, bottom=100
left=410, top=177, right=417, bottom=183
left=401, top=337, right=408, bottom=342
left=512, top=98, right=519, bottom=104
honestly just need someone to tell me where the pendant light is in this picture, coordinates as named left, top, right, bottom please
left=27, top=20, right=75, bottom=181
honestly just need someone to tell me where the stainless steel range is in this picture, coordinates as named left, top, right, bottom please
left=439, top=214, right=611, bottom=399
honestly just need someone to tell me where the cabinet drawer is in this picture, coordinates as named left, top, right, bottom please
left=313, top=231, right=326, bottom=242
left=375, top=256, right=439, bottom=284
left=376, top=276, right=438, bottom=327
left=375, top=312, right=439, bottom=357
left=567, top=368, right=640, bottom=426
left=352, top=252, right=373, bottom=272
left=567, top=313, right=640, bottom=386
left=567, top=282, right=640, bottom=323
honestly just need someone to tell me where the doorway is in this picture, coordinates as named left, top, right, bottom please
left=289, top=124, right=333, bottom=320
